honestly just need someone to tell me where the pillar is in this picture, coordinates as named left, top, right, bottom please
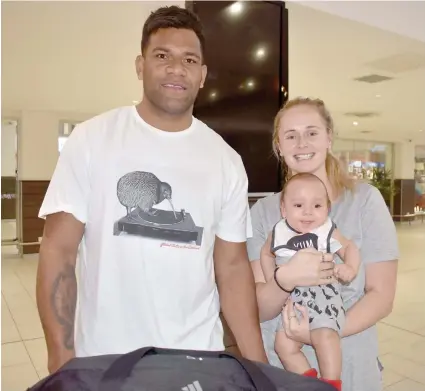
left=17, top=111, right=60, bottom=253
left=393, top=142, right=416, bottom=219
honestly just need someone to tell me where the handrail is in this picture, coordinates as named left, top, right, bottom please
left=1, top=240, right=40, bottom=246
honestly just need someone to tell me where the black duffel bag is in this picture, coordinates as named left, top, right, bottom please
left=28, top=346, right=335, bottom=391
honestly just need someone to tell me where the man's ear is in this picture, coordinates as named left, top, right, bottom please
left=200, top=64, right=207, bottom=89
left=135, top=55, right=144, bottom=80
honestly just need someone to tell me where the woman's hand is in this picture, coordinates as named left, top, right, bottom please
left=282, top=299, right=311, bottom=345
left=276, top=248, right=336, bottom=291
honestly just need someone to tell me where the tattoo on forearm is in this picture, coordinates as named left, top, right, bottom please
left=50, top=264, right=77, bottom=350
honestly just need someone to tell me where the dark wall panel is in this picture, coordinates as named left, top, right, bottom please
left=393, top=179, right=415, bottom=220
left=186, top=0, right=289, bottom=193
left=21, top=180, right=49, bottom=254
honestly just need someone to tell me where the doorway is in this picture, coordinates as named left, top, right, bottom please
left=1, top=119, right=19, bottom=256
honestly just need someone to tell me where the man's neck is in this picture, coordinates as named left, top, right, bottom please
left=136, top=99, right=193, bottom=132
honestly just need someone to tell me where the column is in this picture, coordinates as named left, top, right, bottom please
left=393, top=142, right=416, bottom=219
left=18, top=110, right=61, bottom=254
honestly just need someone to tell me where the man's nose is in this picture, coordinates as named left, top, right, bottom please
left=166, top=59, right=186, bottom=76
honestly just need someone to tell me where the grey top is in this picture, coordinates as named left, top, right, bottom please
left=247, top=182, right=399, bottom=391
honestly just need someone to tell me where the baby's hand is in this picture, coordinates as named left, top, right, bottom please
left=334, top=264, right=357, bottom=283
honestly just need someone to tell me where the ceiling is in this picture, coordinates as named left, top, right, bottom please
left=285, top=1, right=425, bottom=144
left=297, top=1, right=425, bottom=44
left=1, top=0, right=425, bottom=144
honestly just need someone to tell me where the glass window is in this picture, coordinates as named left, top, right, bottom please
left=415, top=145, right=425, bottom=210
left=333, top=138, right=393, bottom=180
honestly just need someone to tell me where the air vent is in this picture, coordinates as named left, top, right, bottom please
left=353, top=74, right=393, bottom=84
left=345, top=112, right=379, bottom=118
left=360, top=130, right=372, bottom=134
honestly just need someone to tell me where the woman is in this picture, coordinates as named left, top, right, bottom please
left=247, top=97, right=398, bottom=391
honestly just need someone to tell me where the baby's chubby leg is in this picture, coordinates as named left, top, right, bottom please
left=310, top=327, right=342, bottom=390
left=274, top=309, right=313, bottom=376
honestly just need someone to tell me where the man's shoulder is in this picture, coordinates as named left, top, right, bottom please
left=77, top=106, right=132, bottom=131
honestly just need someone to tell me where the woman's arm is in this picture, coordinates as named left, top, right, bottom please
left=342, top=260, right=397, bottom=337
left=341, top=186, right=399, bottom=336
left=251, top=260, right=292, bottom=322
left=259, top=232, right=277, bottom=282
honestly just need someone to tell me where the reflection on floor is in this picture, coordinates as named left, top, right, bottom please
left=2, top=219, right=17, bottom=241
left=1, top=223, right=425, bottom=390
left=2, top=219, right=19, bottom=256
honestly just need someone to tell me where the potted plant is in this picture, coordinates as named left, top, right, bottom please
left=366, top=167, right=398, bottom=207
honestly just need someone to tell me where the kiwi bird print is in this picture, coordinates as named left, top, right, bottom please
left=116, top=171, right=176, bottom=218
left=113, top=170, right=204, bottom=246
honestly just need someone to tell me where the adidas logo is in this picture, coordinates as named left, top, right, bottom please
left=181, top=380, right=203, bottom=391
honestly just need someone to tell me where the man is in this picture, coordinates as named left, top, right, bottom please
left=37, top=5, right=267, bottom=374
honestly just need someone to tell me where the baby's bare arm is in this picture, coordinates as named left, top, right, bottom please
left=332, top=229, right=361, bottom=280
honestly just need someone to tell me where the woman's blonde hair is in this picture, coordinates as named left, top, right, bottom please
left=272, top=97, right=355, bottom=197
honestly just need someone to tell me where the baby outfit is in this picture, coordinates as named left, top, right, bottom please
left=272, top=217, right=345, bottom=334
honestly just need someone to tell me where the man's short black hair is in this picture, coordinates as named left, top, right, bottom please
left=141, top=5, right=205, bottom=58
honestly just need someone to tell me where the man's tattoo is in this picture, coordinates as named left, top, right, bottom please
left=51, top=264, right=77, bottom=350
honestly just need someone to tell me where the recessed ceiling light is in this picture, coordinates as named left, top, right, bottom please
left=255, top=47, right=266, bottom=59
left=375, top=94, right=381, bottom=98
left=132, top=100, right=139, bottom=104
left=228, top=2, right=243, bottom=16
left=353, top=121, right=359, bottom=126
left=209, top=91, right=217, bottom=99
left=247, top=80, right=255, bottom=88
left=420, top=129, right=423, bottom=132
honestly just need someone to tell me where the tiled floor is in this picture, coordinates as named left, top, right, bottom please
left=2, top=222, right=425, bottom=390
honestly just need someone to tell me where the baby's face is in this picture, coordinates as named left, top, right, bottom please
left=281, top=179, right=329, bottom=233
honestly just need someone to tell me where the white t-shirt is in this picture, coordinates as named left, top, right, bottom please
left=39, top=106, right=252, bottom=357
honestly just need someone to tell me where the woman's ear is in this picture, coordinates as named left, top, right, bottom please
left=327, top=132, right=333, bottom=150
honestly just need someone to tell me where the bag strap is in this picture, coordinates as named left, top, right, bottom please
left=99, top=346, right=277, bottom=391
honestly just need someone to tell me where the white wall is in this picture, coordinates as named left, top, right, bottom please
left=1, top=122, right=17, bottom=177
left=18, top=110, right=94, bottom=180
left=296, top=1, right=425, bottom=43
left=1, top=1, right=184, bottom=114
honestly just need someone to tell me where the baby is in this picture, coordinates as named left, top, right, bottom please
left=261, top=173, right=360, bottom=391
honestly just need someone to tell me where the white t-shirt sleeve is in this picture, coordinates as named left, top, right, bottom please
left=215, top=154, right=251, bottom=243
left=38, top=124, right=90, bottom=224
